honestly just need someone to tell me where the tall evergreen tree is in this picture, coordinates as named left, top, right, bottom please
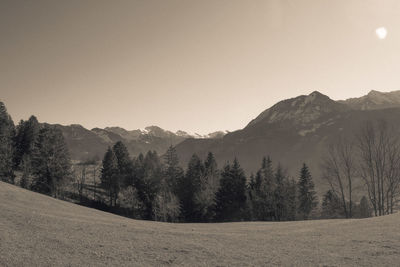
left=285, top=178, right=298, bottom=221
left=321, top=190, right=343, bottom=219
left=30, top=125, right=71, bottom=197
left=274, top=164, right=286, bottom=221
left=112, top=141, right=133, bottom=187
left=247, top=173, right=256, bottom=220
left=297, top=163, right=318, bottom=220
left=100, top=147, right=119, bottom=206
left=251, top=156, right=276, bottom=221
left=268, top=164, right=297, bottom=221
left=13, top=115, right=39, bottom=169
left=19, top=154, right=32, bottom=189
left=178, top=154, right=204, bottom=222
left=154, top=146, right=183, bottom=222
left=133, top=151, right=163, bottom=220
left=215, top=158, right=247, bottom=221
left=14, top=116, right=40, bottom=188
left=249, top=173, right=256, bottom=191
left=163, top=145, right=184, bottom=190
left=195, top=152, right=220, bottom=222
left=0, top=101, right=15, bottom=183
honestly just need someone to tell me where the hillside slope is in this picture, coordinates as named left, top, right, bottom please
left=1, top=182, right=399, bottom=266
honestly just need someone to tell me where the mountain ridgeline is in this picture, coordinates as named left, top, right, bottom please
left=54, top=125, right=227, bottom=161
left=174, top=90, right=400, bottom=188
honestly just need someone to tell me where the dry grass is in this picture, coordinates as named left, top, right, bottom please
left=1, top=181, right=399, bottom=266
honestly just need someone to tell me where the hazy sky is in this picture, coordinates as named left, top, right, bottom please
left=1, top=0, right=400, bottom=134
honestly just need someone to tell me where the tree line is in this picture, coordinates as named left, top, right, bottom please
left=100, top=142, right=319, bottom=222
left=0, top=102, right=71, bottom=198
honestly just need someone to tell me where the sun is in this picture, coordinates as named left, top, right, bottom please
left=375, top=27, right=387, bottom=40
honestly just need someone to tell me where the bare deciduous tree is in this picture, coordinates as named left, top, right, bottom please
left=321, top=137, right=357, bottom=218
left=74, top=164, right=87, bottom=202
left=322, top=120, right=400, bottom=218
left=357, top=120, right=400, bottom=216
left=384, top=141, right=400, bottom=214
left=92, top=163, right=99, bottom=201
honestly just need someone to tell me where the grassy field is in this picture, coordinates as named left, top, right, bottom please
left=1, top=181, right=399, bottom=266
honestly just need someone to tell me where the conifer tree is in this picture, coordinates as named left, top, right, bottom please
left=195, top=152, right=220, bottom=222
left=249, top=173, right=256, bottom=191
left=247, top=173, right=256, bottom=220
left=14, top=116, right=40, bottom=188
left=271, top=164, right=298, bottom=221
left=285, top=178, right=298, bottom=221
left=274, top=165, right=286, bottom=221
left=19, top=154, right=32, bottom=189
left=30, top=125, right=71, bottom=197
left=251, top=156, right=276, bottom=220
left=0, top=101, right=15, bottom=183
left=178, top=154, right=204, bottom=222
left=100, top=147, right=119, bottom=206
left=112, top=141, right=133, bottom=187
left=154, top=146, right=183, bottom=222
left=297, top=163, right=318, bottom=220
left=163, top=145, right=184, bottom=190
left=321, top=190, right=343, bottom=218
left=13, top=115, right=39, bottom=169
left=133, top=151, right=163, bottom=219
left=215, top=158, right=247, bottom=221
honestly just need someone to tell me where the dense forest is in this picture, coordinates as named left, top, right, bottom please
left=2, top=101, right=397, bottom=222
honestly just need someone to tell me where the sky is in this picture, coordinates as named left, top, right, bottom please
left=1, top=0, right=400, bottom=134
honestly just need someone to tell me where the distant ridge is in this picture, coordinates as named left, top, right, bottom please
left=339, top=90, right=400, bottom=110
left=54, top=124, right=227, bottom=161
left=247, top=91, right=349, bottom=127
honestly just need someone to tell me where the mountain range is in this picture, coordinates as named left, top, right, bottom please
left=173, top=90, right=400, bottom=189
left=54, top=124, right=227, bottom=161
left=46, top=90, right=400, bottom=189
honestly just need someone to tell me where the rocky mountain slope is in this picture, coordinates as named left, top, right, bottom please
left=339, top=90, right=400, bottom=110
left=174, top=91, right=400, bottom=190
